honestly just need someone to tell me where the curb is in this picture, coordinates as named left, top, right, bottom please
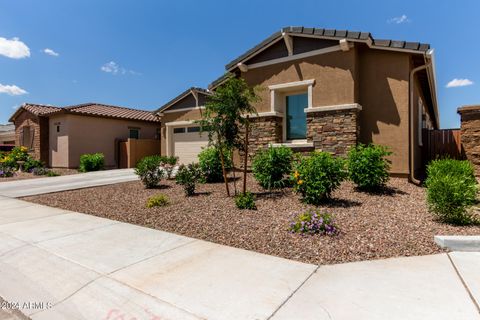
left=435, top=235, right=480, bottom=252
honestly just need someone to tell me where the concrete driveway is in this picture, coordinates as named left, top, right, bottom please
left=0, top=196, right=479, bottom=320
left=0, top=169, right=138, bottom=198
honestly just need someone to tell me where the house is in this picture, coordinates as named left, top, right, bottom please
left=0, top=124, right=15, bottom=145
left=155, top=26, right=439, bottom=180
left=9, top=103, right=161, bottom=168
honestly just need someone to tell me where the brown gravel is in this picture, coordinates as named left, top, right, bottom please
left=0, top=168, right=79, bottom=182
left=23, top=175, right=480, bottom=265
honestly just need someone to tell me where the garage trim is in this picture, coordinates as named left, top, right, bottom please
left=165, top=120, right=209, bottom=162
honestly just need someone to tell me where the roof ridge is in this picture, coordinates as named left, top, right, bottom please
left=62, top=102, right=154, bottom=114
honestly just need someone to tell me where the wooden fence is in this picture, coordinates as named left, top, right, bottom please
left=423, top=129, right=465, bottom=162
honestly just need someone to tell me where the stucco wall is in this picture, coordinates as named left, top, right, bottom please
left=241, top=49, right=357, bottom=113
left=49, top=114, right=160, bottom=168
left=357, top=48, right=410, bottom=175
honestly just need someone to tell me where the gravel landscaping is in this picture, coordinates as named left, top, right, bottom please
left=23, top=175, right=480, bottom=265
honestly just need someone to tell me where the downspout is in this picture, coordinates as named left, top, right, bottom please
left=409, top=60, right=431, bottom=185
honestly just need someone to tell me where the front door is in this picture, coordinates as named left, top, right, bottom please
left=286, top=93, right=308, bottom=140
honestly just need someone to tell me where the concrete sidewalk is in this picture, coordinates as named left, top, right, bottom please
left=0, top=196, right=479, bottom=320
left=0, top=169, right=138, bottom=198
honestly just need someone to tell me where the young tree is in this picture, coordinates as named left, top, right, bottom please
left=199, top=73, right=260, bottom=196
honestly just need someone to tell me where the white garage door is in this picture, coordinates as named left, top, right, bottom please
left=172, top=126, right=209, bottom=164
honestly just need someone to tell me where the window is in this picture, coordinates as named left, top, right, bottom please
left=286, top=93, right=308, bottom=140
left=22, top=126, right=31, bottom=148
left=173, top=127, right=185, bottom=134
left=129, top=129, right=139, bottom=139
left=187, top=126, right=200, bottom=133
left=56, top=125, right=60, bottom=133
left=155, top=128, right=161, bottom=140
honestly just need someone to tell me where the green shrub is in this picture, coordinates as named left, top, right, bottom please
left=0, top=146, right=29, bottom=169
left=46, top=170, right=60, bottom=177
left=146, top=193, right=170, bottom=208
left=292, top=152, right=347, bottom=205
left=347, top=144, right=392, bottom=191
left=425, top=159, right=478, bottom=224
left=235, top=192, right=257, bottom=210
left=24, top=158, right=45, bottom=172
left=252, top=146, right=293, bottom=191
left=79, top=153, right=104, bottom=172
left=176, top=163, right=203, bottom=196
left=135, top=155, right=164, bottom=188
left=159, top=156, right=178, bottom=166
left=290, top=210, right=338, bottom=235
left=0, top=164, right=15, bottom=177
left=198, top=146, right=232, bottom=183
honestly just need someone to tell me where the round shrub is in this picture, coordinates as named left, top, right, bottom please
left=347, top=144, right=392, bottom=191
left=24, top=158, right=45, bottom=172
left=135, top=155, right=164, bottom=188
left=252, top=145, right=293, bottom=191
left=425, top=158, right=478, bottom=225
left=293, top=152, right=347, bottom=205
left=176, top=163, right=203, bottom=196
left=198, top=146, right=232, bottom=183
left=146, top=193, right=170, bottom=208
left=79, top=153, right=104, bottom=172
left=235, top=192, right=256, bottom=210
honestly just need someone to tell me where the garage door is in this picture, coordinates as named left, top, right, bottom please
left=172, top=126, right=209, bottom=164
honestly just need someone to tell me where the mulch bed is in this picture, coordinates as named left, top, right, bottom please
left=0, top=169, right=78, bottom=182
left=22, top=175, right=480, bottom=265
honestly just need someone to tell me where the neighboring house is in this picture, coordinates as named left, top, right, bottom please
left=9, top=103, right=160, bottom=168
left=0, top=124, right=15, bottom=145
left=155, top=26, right=439, bottom=179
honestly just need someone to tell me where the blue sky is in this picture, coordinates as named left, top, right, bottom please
left=0, top=0, right=478, bottom=128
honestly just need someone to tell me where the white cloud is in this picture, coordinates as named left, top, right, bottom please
left=12, top=105, right=19, bottom=110
left=446, top=78, right=474, bottom=88
left=388, top=14, right=410, bottom=24
left=100, top=61, right=140, bottom=75
left=43, top=48, right=59, bottom=57
left=0, top=37, right=30, bottom=59
left=101, top=61, right=125, bottom=75
left=0, top=84, right=28, bottom=96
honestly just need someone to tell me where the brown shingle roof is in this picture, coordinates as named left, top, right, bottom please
left=58, top=103, right=160, bottom=122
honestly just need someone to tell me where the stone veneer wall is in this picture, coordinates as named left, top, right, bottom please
left=458, top=105, right=480, bottom=175
left=239, top=116, right=282, bottom=163
left=13, top=110, right=49, bottom=163
left=306, top=107, right=360, bottom=156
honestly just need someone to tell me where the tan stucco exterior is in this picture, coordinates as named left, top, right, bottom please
left=159, top=41, right=436, bottom=177
left=49, top=114, right=160, bottom=168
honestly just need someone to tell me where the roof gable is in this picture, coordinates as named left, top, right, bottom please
left=155, top=87, right=210, bottom=114
left=225, top=26, right=431, bottom=71
left=9, top=103, right=60, bottom=122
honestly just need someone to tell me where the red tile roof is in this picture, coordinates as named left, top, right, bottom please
left=59, top=103, right=159, bottom=122
left=9, top=102, right=159, bottom=123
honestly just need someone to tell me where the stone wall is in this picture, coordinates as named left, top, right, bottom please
left=458, top=105, right=480, bottom=175
left=239, top=116, right=282, bottom=164
left=306, top=106, right=360, bottom=156
left=13, top=110, right=48, bottom=163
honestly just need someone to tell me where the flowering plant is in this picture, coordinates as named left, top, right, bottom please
left=290, top=210, right=338, bottom=235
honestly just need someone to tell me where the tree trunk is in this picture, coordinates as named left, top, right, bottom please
left=218, top=143, right=230, bottom=197
left=243, top=116, right=249, bottom=195
left=231, top=149, right=237, bottom=196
